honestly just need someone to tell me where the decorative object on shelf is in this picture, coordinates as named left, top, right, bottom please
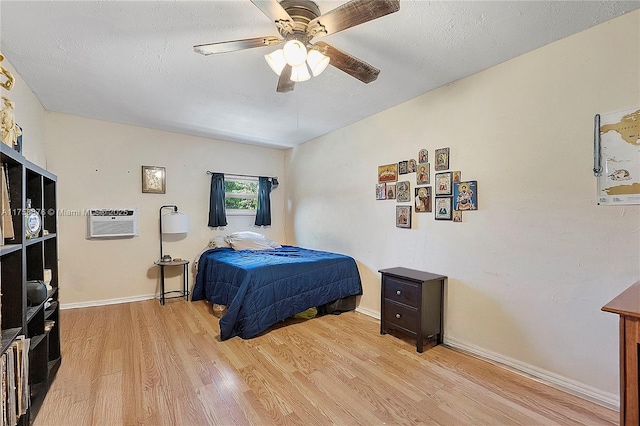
left=418, top=149, right=428, bottom=164
left=13, top=125, right=21, bottom=153
left=0, top=53, right=15, bottom=90
left=25, top=198, right=42, bottom=239
left=159, top=205, right=189, bottom=262
left=396, top=181, right=410, bottom=202
left=434, top=147, right=450, bottom=171
left=396, top=205, right=411, bottom=228
left=435, top=172, right=453, bottom=196
left=417, top=163, right=429, bottom=185
left=415, top=187, right=431, bottom=213
left=386, top=184, right=396, bottom=200
left=452, top=211, right=463, bottom=222
left=26, top=280, right=47, bottom=307
left=142, top=165, right=166, bottom=194
left=378, top=163, right=398, bottom=183
left=1, top=97, right=22, bottom=149
left=435, top=197, right=452, bottom=220
left=375, top=183, right=386, bottom=200
left=453, top=181, right=478, bottom=211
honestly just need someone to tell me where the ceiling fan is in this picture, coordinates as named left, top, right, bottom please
left=194, top=0, right=400, bottom=93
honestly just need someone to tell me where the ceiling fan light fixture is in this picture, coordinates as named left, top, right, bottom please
left=290, top=63, right=311, bottom=82
left=282, top=39, right=307, bottom=66
left=306, top=49, right=329, bottom=76
left=265, top=49, right=286, bottom=75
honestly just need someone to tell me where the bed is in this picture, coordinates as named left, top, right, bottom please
left=192, top=243, right=363, bottom=340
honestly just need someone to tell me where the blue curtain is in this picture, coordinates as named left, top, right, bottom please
left=208, top=173, right=227, bottom=227
left=255, top=177, right=274, bottom=226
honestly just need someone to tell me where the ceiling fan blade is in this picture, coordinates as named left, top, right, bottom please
left=194, top=36, right=282, bottom=55
left=251, top=0, right=295, bottom=35
left=307, top=0, right=400, bottom=38
left=276, top=64, right=295, bottom=93
left=314, top=42, right=379, bottom=84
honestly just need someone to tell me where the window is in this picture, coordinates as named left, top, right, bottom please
left=225, top=177, right=258, bottom=215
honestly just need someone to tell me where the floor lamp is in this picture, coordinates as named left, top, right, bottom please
left=159, top=205, right=189, bottom=262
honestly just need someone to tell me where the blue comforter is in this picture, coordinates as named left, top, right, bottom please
left=192, top=246, right=363, bottom=340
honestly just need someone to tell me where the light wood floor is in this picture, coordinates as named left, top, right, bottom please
left=35, top=299, right=617, bottom=425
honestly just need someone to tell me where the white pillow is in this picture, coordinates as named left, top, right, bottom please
left=225, top=231, right=282, bottom=251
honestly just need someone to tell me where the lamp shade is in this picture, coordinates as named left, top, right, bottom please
left=265, top=49, right=286, bottom=75
left=306, top=50, right=329, bottom=76
left=290, top=63, right=311, bottom=82
left=282, top=40, right=307, bottom=66
left=162, top=212, right=189, bottom=234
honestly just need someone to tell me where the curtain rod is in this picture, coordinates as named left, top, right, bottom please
left=206, top=171, right=278, bottom=180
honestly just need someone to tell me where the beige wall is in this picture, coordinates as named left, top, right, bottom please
left=45, top=113, right=286, bottom=305
left=285, top=10, right=640, bottom=405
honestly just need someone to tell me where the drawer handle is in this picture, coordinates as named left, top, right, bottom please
left=395, top=313, right=401, bottom=319
left=396, top=290, right=402, bottom=295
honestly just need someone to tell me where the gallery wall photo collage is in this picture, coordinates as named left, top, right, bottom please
left=376, top=148, right=478, bottom=228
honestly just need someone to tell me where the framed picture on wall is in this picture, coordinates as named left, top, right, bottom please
left=435, top=197, right=452, bottom=220
left=408, top=159, right=417, bottom=173
left=415, top=186, right=432, bottom=213
left=142, top=166, right=166, bottom=194
left=453, top=180, right=478, bottom=211
left=376, top=183, right=387, bottom=200
left=417, top=163, right=429, bottom=185
left=435, top=172, right=453, bottom=196
left=418, top=149, right=428, bottom=164
left=396, top=205, right=412, bottom=228
left=452, top=211, right=463, bottom=222
left=399, top=160, right=408, bottom=175
left=396, top=181, right=411, bottom=202
left=387, top=184, right=397, bottom=200
left=378, top=163, right=398, bottom=183
left=435, top=148, right=450, bottom=171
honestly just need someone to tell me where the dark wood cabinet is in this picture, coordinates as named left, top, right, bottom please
left=1, top=144, right=60, bottom=424
left=379, top=267, right=446, bottom=353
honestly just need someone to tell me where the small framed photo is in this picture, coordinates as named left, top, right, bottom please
left=418, top=149, right=428, bottom=164
left=415, top=186, right=432, bottom=213
left=396, top=181, right=411, bottom=202
left=387, top=184, right=396, bottom=200
left=452, top=211, right=463, bottom=222
left=435, top=197, right=452, bottom=220
left=417, top=163, right=430, bottom=185
left=453, top=180, right=478, bottom=211
left=408, top=159, right=417, bottom=173
left=376, top=183, right=387, bottom=200
left=435, top=148, right=450, bottom=171
left=378, top=163, right=398, bottom=183
left=435, top=172, right=453, bottom=196
left=142, top=166, right=166, bottom=194
left=452, top=171, right=461, bottom=183
left=398, top=160, right=408, bottom=175
left=396, top=205, right=412, bottom=228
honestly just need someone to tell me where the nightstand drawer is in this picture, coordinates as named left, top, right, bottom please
left=383, top=299, right=417, bottom=334
left=383, top=276, right=419, bottom=307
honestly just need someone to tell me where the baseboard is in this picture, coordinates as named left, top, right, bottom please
left=60, top=294, right=157, bottom=310
left=444, top=336, right=619, bottom=411
left=355, top=306, right=380, bottom=320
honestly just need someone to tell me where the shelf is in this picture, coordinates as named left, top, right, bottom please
left=44, top=302, right=58, bottom=320
left=0, top=143, right=26, bottom=163
left=1, top=327, right=23, bottom=354
left=26, top=305, right=42, bottom=323
left=29, top=333, right=47, bottom=350
left=0, top=244, right=21, bottom=256
left=48, top=357, right=61, bottom=377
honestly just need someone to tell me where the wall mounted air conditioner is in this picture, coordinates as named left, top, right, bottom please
left=87, top=208, right=139, bottom=238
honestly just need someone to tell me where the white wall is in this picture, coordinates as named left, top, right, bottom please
left=45, top=113, right=286, bottom=306
left=0, top=58, right=46, bottom=167
left=285, top=11, right=640, bottom=405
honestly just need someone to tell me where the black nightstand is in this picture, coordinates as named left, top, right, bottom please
left=379, top=267, right=447, bottom=353
left=155, top=259, right=190, bottom=305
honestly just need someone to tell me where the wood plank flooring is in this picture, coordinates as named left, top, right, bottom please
left=35, top=299, right=617, bottom=425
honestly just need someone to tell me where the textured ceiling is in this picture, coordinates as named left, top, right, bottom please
left=1, top=1, right=638, bottom=149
